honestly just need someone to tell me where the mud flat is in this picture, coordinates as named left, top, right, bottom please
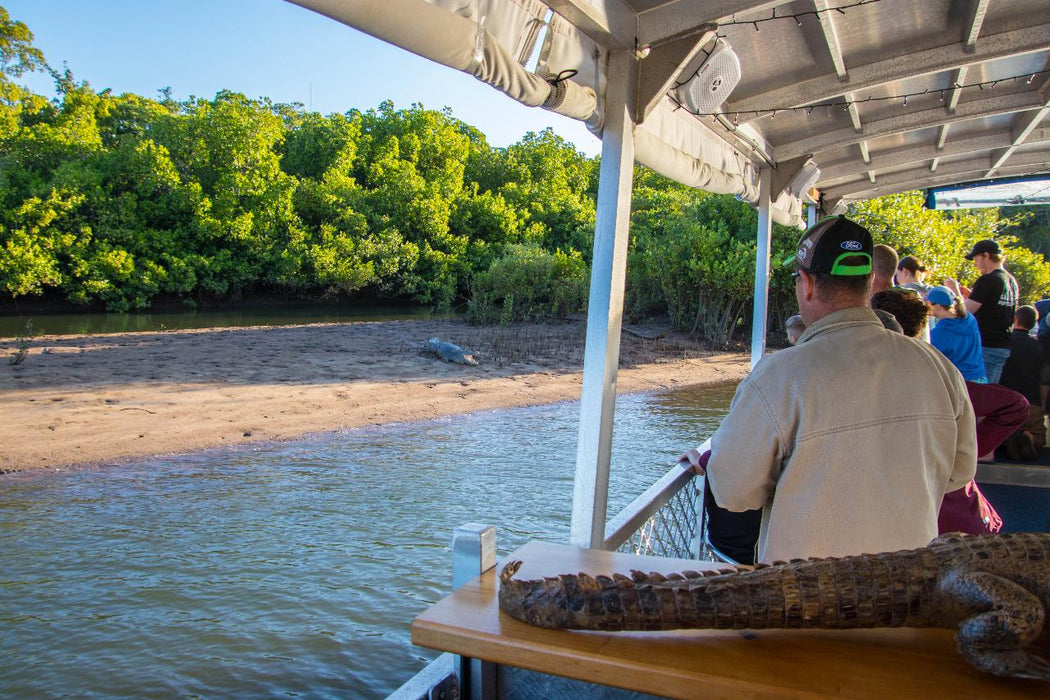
left=0, top=319, right=749, bottom=471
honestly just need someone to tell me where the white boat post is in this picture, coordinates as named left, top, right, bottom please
left=749, top=166, right=774, bottom=369
left=569, top=51, right=636, bottom=550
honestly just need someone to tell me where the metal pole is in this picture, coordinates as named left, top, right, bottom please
left=570, top=50, right=636, bottom=549
left=452, top=524, right=496, bottom=700
left=807, top=202, right=818, bottom=227
left=749, top=167, right=773, bottom=369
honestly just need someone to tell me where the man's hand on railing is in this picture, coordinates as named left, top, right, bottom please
left=677, top=448, right=711, bottom=476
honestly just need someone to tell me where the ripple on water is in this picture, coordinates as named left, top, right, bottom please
left=0, top=383, right=734, bottom=697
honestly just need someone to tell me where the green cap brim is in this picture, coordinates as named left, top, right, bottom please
left=830, top=252, right=872, bottom=275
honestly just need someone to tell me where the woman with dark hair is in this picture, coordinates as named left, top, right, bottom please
left=870, top=288, right=929, bottom=338
left=896, top=255, right=931, bottom=296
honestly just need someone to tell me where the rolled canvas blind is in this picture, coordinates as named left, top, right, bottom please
left=289, top=0, right=597, bottom=120
left=636, top=100, right=805, bottom=227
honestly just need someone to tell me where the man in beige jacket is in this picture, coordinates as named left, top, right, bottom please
left=684, top=216, right=976, bottom=563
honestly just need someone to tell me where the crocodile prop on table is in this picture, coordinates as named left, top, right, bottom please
left=498, top=532, right=1050, bottom=680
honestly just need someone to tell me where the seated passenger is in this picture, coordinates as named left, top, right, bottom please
left=1000, top=305, right=1046, bottom=457
left=785, top=314, right=806, bottom=346
left=896, top=255, right=932, bottom=296
left=937, top=382, right=1025, bottom=535
left=870, top=288, right=929, bottom=338
left=872, top=244, right=898, bottom=294
left=928, top=285, right=987, bottom=382
left=681, top=217, right=976, bottom=563
left=870, top=289, right=1022, bottom=535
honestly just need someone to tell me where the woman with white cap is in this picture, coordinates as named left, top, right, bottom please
left=928, top=285, right=987, bottom=383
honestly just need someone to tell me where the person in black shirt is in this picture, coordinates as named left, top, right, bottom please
left=947, top=239, right=1018, bottom=383
left=1000, top=305, right=1046, bottom=458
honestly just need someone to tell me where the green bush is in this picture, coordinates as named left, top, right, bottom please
left=998, top=239, right=1050, bottom=304
left=626, top=185, right=800, bottom=345
left=5, top=8, right=1049, bottom=325
left=468, top=244, right=587, bottom=323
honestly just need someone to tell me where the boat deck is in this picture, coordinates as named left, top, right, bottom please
left=978, top=447, right=1050, bottom=533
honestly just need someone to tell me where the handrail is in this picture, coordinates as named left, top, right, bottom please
left=602, top=438, right=711, bottom=551
left=387, top=653, right=456, bottom=699
left=602, top=463, right=695, bottom=550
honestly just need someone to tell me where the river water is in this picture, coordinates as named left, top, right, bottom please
left=0, top=384, right=735, bottom=697
left=0, top=302, right=457, bottom=338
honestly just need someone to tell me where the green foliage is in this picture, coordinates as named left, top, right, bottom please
left=999, top=205, right=1050, bottom=259
left=0, top=189, right=84, bottom=296
left=280, top=111, right=359, bottom=180
left=0, top=52, right=603, bottom=313
left=0, top=6, right=44, bottom=79
left=468, top=244, right=587, bottom=323
left=848, top=192, right=1050, bottom=302
left=3, top=8, right=1049, bottom=339
left=626, top=175, right=799, bottom=345
left=0, top=6, right=47, bottom=140
left=468, top=128, right=597, bottom=257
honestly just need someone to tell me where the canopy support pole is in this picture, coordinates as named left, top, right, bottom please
left=570, top=51, right=636, bottom=549
left=749, top=166, right=773, bottom=369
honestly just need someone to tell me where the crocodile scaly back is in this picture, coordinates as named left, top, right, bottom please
left=498, top=533, right=1050, bottom=680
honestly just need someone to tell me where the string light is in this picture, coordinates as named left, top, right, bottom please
left=717, top=0, right=881, bottom=31
left=673, top=68, right=1050, bottom=119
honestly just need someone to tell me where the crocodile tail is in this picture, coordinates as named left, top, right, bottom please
left=497, top=560, right=742, bottom=631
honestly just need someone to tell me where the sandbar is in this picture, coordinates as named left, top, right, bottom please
left=0, top=319, right=749, bottom=472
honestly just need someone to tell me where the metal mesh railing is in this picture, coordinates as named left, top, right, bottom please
left=614, top=477, right=703, bottom=559
left=605, top=439, right=736, bottom=565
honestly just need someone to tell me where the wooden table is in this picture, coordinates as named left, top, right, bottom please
left=412, top=541, right=1045, bottom=699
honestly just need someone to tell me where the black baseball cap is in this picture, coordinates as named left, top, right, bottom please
left=783, top=216, right=873, bottom=276
left=964, top=239, right=1001, bottom=260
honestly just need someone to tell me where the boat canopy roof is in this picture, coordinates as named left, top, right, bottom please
left=289, top=0, right=1049, bottom=221
left=925, top=173, right=1050, bottom=209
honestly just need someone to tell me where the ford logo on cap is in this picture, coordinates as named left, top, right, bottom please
left=841, top=240, right=863, bottom=250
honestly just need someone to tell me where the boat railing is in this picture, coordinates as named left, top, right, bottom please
left=395, top=445, right=727, bottom=697
left=603, top=439, right=728, bottom=563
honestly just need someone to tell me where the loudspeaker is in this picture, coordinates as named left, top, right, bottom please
left=676, top=39, right=741, bottom=114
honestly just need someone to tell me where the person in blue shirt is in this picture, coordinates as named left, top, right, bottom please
left=929, top=285, right=987, bottom=383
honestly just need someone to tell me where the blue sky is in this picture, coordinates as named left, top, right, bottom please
left=6, top=0, right=600, bottom=155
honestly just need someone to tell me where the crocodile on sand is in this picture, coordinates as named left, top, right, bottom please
left=498, top=532, right=1050, bottom=680
left=423, top=337, right=479, bottom=366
